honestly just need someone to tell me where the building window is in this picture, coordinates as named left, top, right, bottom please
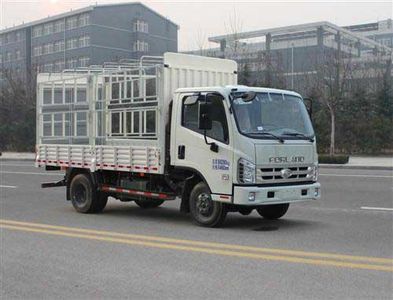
left=0, top=54, right=2, bottom=63
left=33, top=46, right=42, bottom=57
left=379, top=38, right=392, bottom=47
left=6, top=33, right=13, bottom=44
left=133, top=20, right=149, bottom=33
left=43, top=23, right=53, bottom=35
left=54, top=60, right=65, bottom=72
left=79, top=35, right=90, bottom=48
left=79, top=14, right=90, bottom=27
left=66, top=58, right=78, bottom=69
left=15, top=50, right=21, bottom=60
left=66, top=38, right=78, bottom=50
left=54, top=20, right=65, bottom=33
left=32, top=26, right=43, bottom=38
left=66, top=17, right=78, bottom=30
left=0, top=35, right=3, bottom=46
left=43, top=63, right=53, bottom=72
left=6, top=52, right=12, bottom=62
left=54, top=40, right=65, bottom=52
left=43, top=43, right=54, bottom=54
left=15, top=31, right=22, bottom=41
left=133, top=40, right=149, bottom=52
left=79, top=56, right=90, bottom=67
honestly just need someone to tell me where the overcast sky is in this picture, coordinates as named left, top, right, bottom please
left=0, top=0, right=392, bottom=51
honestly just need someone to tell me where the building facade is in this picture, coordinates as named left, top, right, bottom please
left=186, top=19, right=392, bottom=94
left=0, top=2, right=178, bottom=81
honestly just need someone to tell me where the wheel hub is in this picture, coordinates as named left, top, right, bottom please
left=197, top=193, right=213, bottom=216
left=73, top=183, right=87, bottom=206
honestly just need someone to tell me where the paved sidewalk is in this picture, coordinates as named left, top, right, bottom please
left=1, top=152, right=392, bottom=170
left=0, top=152, right=35, bottom=161
left=348, top=156, right=393, bottom=167
left=320, top=156, right=393, bottom=170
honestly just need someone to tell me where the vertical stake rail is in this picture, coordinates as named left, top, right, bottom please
left=36, top=84, right=41, bottom=147
left=68, top=145, right=71, bottom=166
left=88, top=74, right=96, bottom=171
left=129, top=146, right=133, bottom=170
left=146, top=147, right=150, bottom=170
left=55, top=145, right=59, bottom=163
left=104, top=75, right=110, bottom=141
left=114, top=147, right=118, bottom=168
left=81, top=145, right=85, bottom=167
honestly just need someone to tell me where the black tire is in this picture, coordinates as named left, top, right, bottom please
left=256, top=203, right=289, bottom=220
left=189, top=182, right=227, bottom=227
left=70, top=174, right=107, bottom=213
left=134, top=198, right=164, bottom=209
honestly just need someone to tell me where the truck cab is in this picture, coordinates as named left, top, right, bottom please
left=169, top=86, right=320, bottom=226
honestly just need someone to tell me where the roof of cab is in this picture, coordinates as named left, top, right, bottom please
left=174, top=85, right=302, bottom=98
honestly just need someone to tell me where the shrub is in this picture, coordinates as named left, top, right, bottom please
left=318, top=155, right=349, bottom=164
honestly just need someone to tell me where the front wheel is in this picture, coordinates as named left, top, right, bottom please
left=256, top=203, right=289, bottom=220
left=189, top=182, right=227, bottom=227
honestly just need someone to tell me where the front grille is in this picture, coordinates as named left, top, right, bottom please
left=256, top=165, right=313, bottom=184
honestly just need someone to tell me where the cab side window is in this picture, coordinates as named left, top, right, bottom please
left=182, top=94, right=229, bottom=144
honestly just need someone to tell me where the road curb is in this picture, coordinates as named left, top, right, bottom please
left=0, top=158, right=35, bottom=162
left=319, top=164, right=393, bottom=171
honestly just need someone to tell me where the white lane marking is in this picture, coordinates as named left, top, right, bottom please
left=320, top=173, right=393, bottom=178
left=298, top=206, right=393, bottom=215
left=361, top=206, right=393, bottom=212
left=0, top=171, right=63, bottom=176
left=0, top=185, right=17, bottom=188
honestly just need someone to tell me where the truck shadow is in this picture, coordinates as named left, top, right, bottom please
left=225, top=216, right=322, bottom=232
left=102, top=201, right=323, bottom=232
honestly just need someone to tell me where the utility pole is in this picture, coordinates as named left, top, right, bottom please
left=291, top=43, right=294, bottom=89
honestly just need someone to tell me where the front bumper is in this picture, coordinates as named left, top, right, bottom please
left=233, top=182, right=321, bottom=206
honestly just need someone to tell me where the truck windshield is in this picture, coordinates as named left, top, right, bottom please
left=232, top=92, right=314, bottom=140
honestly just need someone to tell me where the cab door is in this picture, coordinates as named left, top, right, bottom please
left=172, top=92, right=233, bottom=196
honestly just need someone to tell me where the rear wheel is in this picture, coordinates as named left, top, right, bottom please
left=134, top=198, right=164, bottom=209
left=189, top=182, right=227, bottom=227
left=70, top=174, right=107, bottom=213
left=256, top=203, right=289, bottom=220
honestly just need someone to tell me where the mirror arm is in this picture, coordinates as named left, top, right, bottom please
left=228, top=95, right=233, bottom=114
left=203, top=130, right=219, bottom=153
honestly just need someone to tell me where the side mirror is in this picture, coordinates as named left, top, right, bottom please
left=198, top=102, right=213, bottom=130
left=241, top=91, right=257, bottom=102
left=303, top=97, right=313, bottom=118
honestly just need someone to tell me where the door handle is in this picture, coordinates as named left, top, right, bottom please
left=178, top=145, right=185, bottom=159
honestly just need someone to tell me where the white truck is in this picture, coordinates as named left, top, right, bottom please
left=36, top=53, right=320, bottom=227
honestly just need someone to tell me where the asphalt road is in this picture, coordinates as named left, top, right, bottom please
left=1, top=160, right=392, bottom=299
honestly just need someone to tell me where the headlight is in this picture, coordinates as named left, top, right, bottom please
left=238, top=158, right=256, bottom=184
left=312, top=164, right=319, bottom=181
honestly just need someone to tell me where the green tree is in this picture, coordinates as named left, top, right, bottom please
left=0, top=68, right=36, bottom=151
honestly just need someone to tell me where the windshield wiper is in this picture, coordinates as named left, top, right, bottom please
left=282, top=131, right=314, bottom=142
left=248, top=131, right=285, bottom=143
